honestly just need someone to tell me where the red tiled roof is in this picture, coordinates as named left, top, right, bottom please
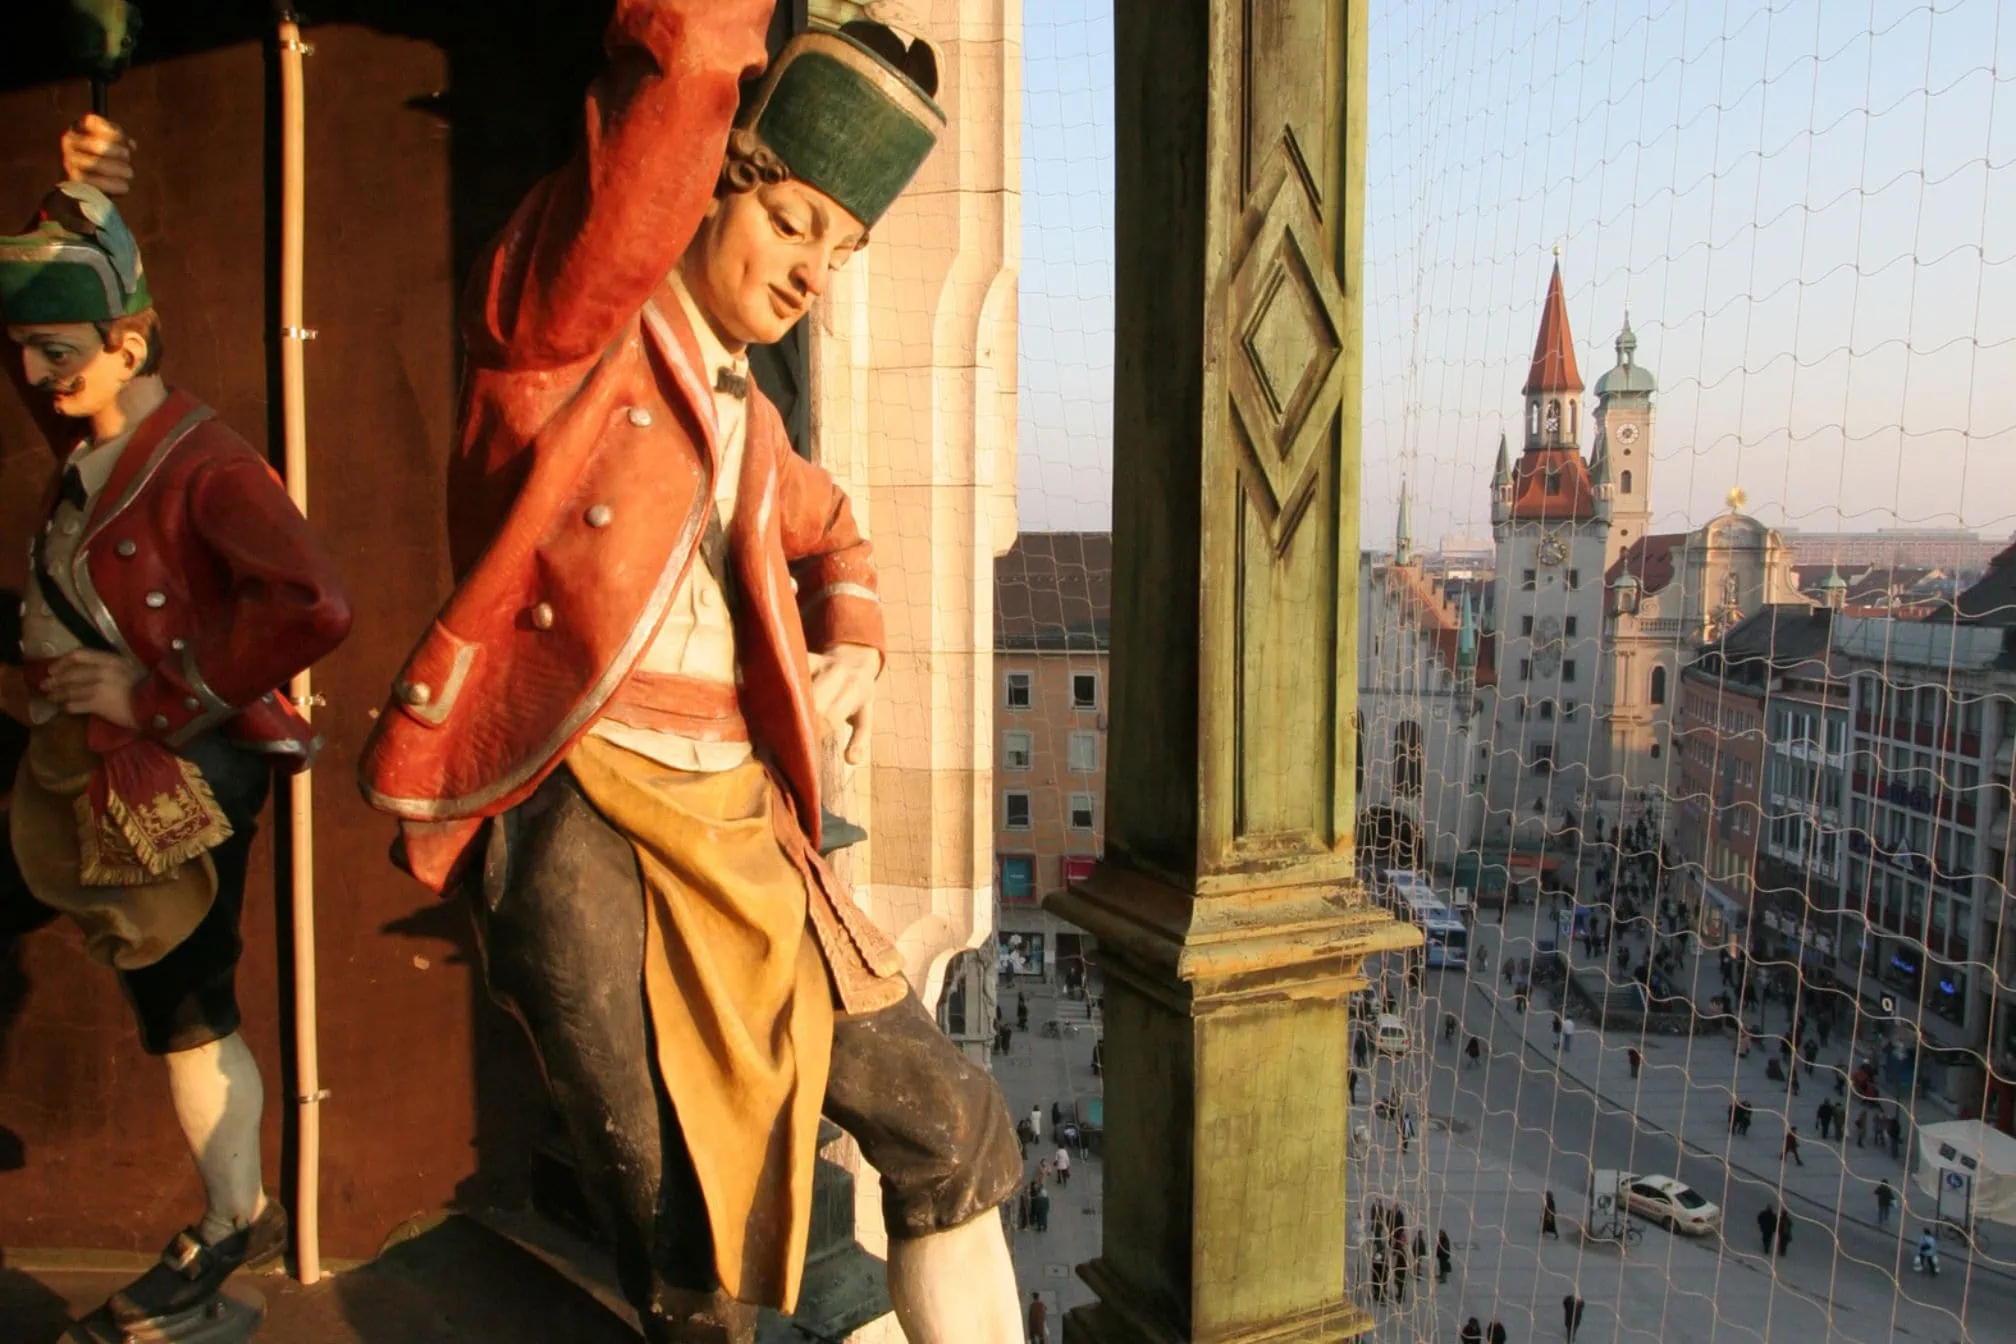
left=1522, top=261, right=1583, bottom=395
left=1606, top=532, right=1686, bottom=595
left=995, top=532, right=1112, bottom=650
left=1505, top=448, right=1598, bottom=522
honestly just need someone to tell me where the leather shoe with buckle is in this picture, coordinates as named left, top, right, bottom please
left=106, top=1202, right=289, bottom=1326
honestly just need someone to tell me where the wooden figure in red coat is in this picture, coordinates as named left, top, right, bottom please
left=358, top=6, right=1022, bottom=1342
left=0, top=118, right=351, bottom=1332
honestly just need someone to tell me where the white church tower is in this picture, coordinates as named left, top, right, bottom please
left=1486, top=259, right=1610, bottom=840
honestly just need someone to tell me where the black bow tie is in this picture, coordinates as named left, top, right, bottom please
left=714, top=366, right=748, bottom=400
left=55, top=465, right=88, bottom=513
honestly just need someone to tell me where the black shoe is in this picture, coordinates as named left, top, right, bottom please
left=107, top=1202, right=289, bottom=1326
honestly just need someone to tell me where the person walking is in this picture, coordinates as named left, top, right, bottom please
left=1054, top=1144, right=1071, bottom=1187
left=1027, top=1291, right=1049, bottom=1344
left=1030, top=1182, right=1051, bottom=1233
left=1561, top=1016, right=1575, bottom=1054
left=1028, top=1104, right=1044, bottom=1143
left=1542, top=1189, right=1560, bottom=1239
left=1551, top=1012, right=1562, bottom=1052
left=1466, top=1036, right=1483, bottom=1070
left=1461, top=1318, right=1484, bottom=1344
left=1876, top=1178, right=1897, bottom=1229
left=1784, top=1127, right=1805, bottom=1167
left=1776, top=1206, right=1793, bottom=1257
left=1391, top=1239, right=1410, bottom=1305
left=1368, top=1247, right=1388, bottom=1304
left=1626, top=1045, right=1642, bottom=1079
left=1017, top=992, right=1030, bottom=1032
left=1757, top=1204, right=1779, bottom=1256
left=1489, top=1317, right=1509, bottom=1344
left=1562, top=1292, right=1586, bottom=1342
left=1890, top=1113, right=1905, bottom=1161
left=1854, top=1106, right=1869, bottom=1148
left=1436, top=1228, right=1453, bottom=1283
left=1816, top=1098, right=1835, bottom=1142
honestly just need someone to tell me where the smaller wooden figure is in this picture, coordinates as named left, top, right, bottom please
left=0, top=118, right=352, bottom=1339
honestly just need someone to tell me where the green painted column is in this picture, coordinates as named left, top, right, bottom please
left=1047, top=2, right=1419, bottom=1341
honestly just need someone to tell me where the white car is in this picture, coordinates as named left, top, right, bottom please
left=1621, top=1173, right=1720, bottom=1235
left=1375, top=1013, right=1411, bottom=1057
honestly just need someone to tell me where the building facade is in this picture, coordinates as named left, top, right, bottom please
left=992, top=532, right=1110, bottom=988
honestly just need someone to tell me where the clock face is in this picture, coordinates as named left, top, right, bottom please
left=1537, top=534, right=1569, bottom=567
left=1534, top=645, right=1562, bottom=678
left=1534, top=615, right=1563, bottom=647
left=1615, top=423, right=1640, bottom=445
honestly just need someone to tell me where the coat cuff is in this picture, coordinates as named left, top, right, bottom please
left=131, top=646, right=242, bottom=748
left=801, top=584, right=884, bottom=656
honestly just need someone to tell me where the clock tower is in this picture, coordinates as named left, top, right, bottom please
left=1594, top=314, right=1656, bottom=573
left=1483, top=258, right=1611, bottom=839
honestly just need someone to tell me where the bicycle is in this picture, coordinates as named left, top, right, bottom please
left=1940, top=1219, right=1991, bottom=1254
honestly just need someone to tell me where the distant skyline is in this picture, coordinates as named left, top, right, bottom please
left=1017, top=0, right=2016, bottom=547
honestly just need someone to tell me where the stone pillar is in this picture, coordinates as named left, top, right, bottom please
left=1048, top=3, right=1418, bottom=1341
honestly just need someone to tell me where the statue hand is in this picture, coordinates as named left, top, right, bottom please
left=808, top=642, right=879, bottom=765
left=41, top=650, right=142, bottom=728
left=62, top=114, right=136, bottom=196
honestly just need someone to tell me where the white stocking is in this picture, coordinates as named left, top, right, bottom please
left=163, top=1032, right=268, bottom=1244
left=886, top=1210, right=1022, bottom=1344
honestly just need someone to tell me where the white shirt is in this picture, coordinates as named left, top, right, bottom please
left=22, top=427, right=141, bottom=724
left=591, top=271, right=756, bottom=773
left=1054, top=1147, right=1070, bottom=1171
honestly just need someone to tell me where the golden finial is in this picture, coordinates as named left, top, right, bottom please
left=1727, top=486, right=1748, bottom=512
left=1552, top=242, right=1562, bottom=259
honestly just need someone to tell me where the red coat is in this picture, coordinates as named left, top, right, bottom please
left=17, top=387, right=353, bottom=767
left=358, top=0, right=884, bottom=890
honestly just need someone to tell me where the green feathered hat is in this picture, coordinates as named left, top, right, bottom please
left=740, top=21, right=946, bottom=230
left=0, top=181, right=152, bottom=326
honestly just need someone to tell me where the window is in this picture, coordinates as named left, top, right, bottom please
left=1522, top=615, right=1534, bottom=636
left=1522, top=570, right=1537, bottom=591
left=1005, top=791, right=1032, bottom=830
left=1544, top=467, right=1562, bottom=494
left=1393, top=721, right=1425, bottom=797
left=1061, top=855, right=1098, bottom=885
left=1562, top=659, right=1577, bottom=683
left=1538, top=700, right=1555, bottom=720
left=1567, top=569, right=1581, bottom=590
left=1068, top=793, right=1097, bottom=831
left=1650, top=666, right=1668, bottom=705
left=1067, top=731, right=1099, bottom=773
left=1564, top=616, right=1578, bottom=637
left=1621, top=469, right=1633, bottom=494
left=1519, top=658, right=1532, bottom=681
left=1002, top=731, right=1032, bottom=771
left=1005, top=671, right=1032, bottom=709
left=1071, top=672, right=1098, bottom=710
left=1532, top=744, right=1555, bottom=774
left=999, top=854, right=1036, bottom=903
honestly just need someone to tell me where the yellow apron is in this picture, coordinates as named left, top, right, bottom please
left=565, top=737, right=834, bottom=1311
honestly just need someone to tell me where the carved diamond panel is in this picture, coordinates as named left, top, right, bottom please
left=1227, top=153, right=1348, bottom=547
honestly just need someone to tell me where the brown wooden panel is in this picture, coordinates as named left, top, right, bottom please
left=0, top=26, right=559, bottom=1259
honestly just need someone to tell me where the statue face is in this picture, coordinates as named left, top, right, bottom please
left=682, top=178, right=867, bottom=348
left=7, top=321, right=144, bottom=422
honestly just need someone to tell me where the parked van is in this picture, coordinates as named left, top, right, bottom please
left=1375, top=1013, right=1411, bottom=1057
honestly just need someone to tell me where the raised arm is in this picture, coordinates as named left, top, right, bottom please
left=467, top=0, right=775, bottom=369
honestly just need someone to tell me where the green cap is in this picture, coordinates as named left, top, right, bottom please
left=743, top=25, right=946, bottom=230
left=0, top=181, right=152, bottom=326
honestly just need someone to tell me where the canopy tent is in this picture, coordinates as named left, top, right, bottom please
left=1913, top=1119, right=2016, bottom=1225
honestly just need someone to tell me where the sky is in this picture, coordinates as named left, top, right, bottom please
left=1016, top=0, right=2016, bottom=548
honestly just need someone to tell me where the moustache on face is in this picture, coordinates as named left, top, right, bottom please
left=36, top=373, right=89, bottom=398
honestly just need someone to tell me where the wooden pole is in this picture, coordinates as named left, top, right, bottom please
left=275, top=12, right=324, bottom=1288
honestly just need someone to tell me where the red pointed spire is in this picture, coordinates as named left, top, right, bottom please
left=1522, top=260, right=1583, bottom=395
